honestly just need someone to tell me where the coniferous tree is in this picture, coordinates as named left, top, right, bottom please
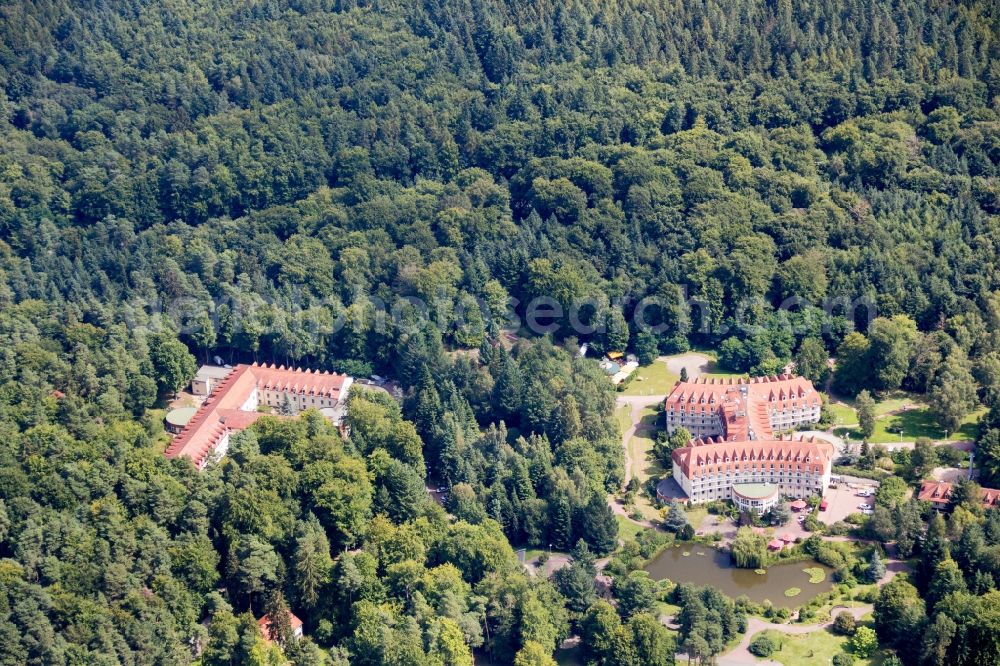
left=578, top=493, right=618, bottom=555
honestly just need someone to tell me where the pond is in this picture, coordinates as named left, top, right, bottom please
left=644, top=544, right=835, bottom=604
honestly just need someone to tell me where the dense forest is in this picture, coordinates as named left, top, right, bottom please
left=2, top=0, right=1000, bottom=663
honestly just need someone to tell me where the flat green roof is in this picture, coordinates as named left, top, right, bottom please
left=165, top=406, right=197, bottom=427
left=732, top=482, right=779, bottom=500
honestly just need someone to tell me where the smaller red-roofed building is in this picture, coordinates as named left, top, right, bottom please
left=258, top=612, right=304, bottom=643
left=767, top=539, right=784, bottom=551
left=918, top=480, right=1000, bottom=512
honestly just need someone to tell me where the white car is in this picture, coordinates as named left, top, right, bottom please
left=857, top=503, right=873, bottom=510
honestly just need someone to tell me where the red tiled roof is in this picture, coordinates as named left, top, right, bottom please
left=671, top=435, right=834, bottom=479
left=918, top=480, right=1000, bottom=509
left=258, top=612, right=303, bottom=642
left=664, top=374, right=820, bottom=441
left=666, top=374, right=829, bottom=486
left=165, top=363, right=349, bottom=467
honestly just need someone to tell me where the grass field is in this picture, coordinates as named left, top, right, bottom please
left=620, top=360, right=679, bottom=396
left=616, top=514, right=645, bottom=540
left=825, top=389, right=983, bottom=442
left=619, top=350, right=749, bottom=396
left=685, top=504, right=709, bottom=528
left=824, top=399, right=857, bottom=427
left=834, top=405, right=983, bottom=443
left=615, top=404, right=632, bottom=434
left=752, top=626, right=882, bottom=666
left=628, top=429, right=662, bottom=485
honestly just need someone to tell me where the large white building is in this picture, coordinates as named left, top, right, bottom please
left=671, top=435, right=834, bottom=506
left=665, top=375, right=822, bottom=440
left=666, top=374, right=832, bottom=508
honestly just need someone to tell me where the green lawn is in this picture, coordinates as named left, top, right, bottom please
left=615, top=404, right=632, bottom=434
left=657, top=601, right=682, bottom=619
left=752, top=627, right=882, bottom=666
left=616, top=514, right=646, bottom=540
left=619, top=350, right=748, bottom=396
left=824, top=399, right=857, bottom=427
left=829, top=390, right=913, bottom=418
left=834, top=405, right=983, bottom=443
left=629, top=430, right=662, bottom=485
left=620, top=360, right=679, bottom=396
left=685, top=504, right=709, bottom=529
left=523, top=547, right=567, bottom=560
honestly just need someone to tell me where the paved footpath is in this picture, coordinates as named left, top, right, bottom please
left=616, top=394, right=665, bottom=487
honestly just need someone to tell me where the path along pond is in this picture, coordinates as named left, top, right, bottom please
left=644, top=544, right=835, bottom=604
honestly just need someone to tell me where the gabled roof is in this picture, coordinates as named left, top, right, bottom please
left=165, top=363, right=349, bottom=467
left=665, top=373, right=818, bottom=440
left=672, top=435, right=834, bottom=478
left=918, top=480, right=1000, bottom=509
left=258, top=612, right=303, bottom=642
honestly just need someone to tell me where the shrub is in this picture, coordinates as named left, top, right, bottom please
left=833, top=611, right=857, bottom=635
left=848, top=626, right=878, bottom=658
left=749, top=634, right=777, bottom=657
left=833, top=653, right=855, bottom=666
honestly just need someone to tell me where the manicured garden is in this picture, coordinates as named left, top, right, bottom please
left=834, top=403, right=983, bottom=443
left=749, top=621, right=881, bottom=666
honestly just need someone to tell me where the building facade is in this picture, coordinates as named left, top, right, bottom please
left=665, top=375, right=822, bottom=440
left=667, top=374, right=831, bottom=506
left=671, top=436, right=834, bottom=505
left=731, top=483, right=781, bottom=515
left=165, top=363, right=352, bottom=469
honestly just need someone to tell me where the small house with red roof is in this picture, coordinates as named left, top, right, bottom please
left=918, top=480, right=1000, bottom=512
left=258, top=611, right=304, bottom=643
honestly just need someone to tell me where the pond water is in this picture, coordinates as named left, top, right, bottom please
left=644, top=544, right=834, bottom=604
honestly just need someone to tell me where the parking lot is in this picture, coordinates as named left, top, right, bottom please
left=819, top=480, right=879, bottom=525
